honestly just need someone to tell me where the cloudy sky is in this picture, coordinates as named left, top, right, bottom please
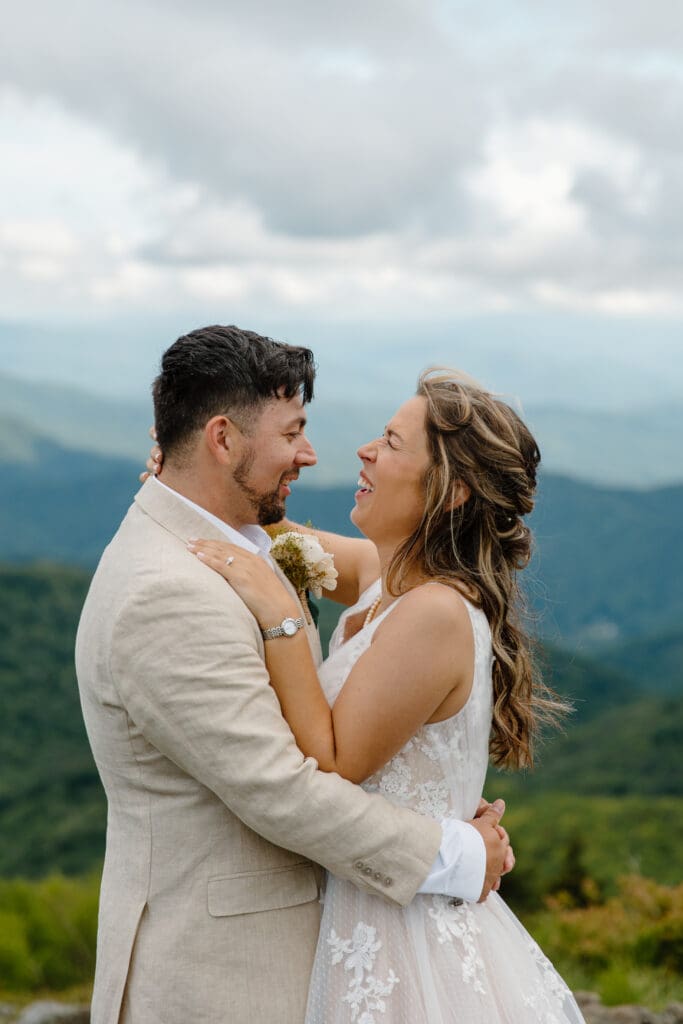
left=1, top=0, right=682, bottom=409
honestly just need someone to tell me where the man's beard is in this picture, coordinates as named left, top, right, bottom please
left=233, top=447, right=288, bottom=526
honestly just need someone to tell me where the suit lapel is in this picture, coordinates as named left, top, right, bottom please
left=135, top=478, right=323, bottom=666
left=134, top=477, right=231, bottom=546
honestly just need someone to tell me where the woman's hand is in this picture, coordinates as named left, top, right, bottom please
left=190, top=538, right=337, bottom=772
left=187, top=539, right=300, bottom=627
left=139, top=427, right=163, bottom=483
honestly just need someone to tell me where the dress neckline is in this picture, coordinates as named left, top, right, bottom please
left=341, top=588, right=403, bottom=646
left=338, top=577, right=488, bottom=652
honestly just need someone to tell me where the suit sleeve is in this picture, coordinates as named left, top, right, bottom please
left=109, top=568, right=442, bottom=906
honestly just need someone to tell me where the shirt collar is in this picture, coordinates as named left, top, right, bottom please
left=153, top=477, right=272, bottom=558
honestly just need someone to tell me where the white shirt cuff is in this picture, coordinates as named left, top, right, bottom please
left=417, top=819, right=486, bottom=902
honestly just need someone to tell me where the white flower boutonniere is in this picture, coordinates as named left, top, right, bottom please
left=268, top=531, right=338, bottom=601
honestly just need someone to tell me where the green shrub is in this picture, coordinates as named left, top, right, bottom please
left=0, top=910, right=36, bottom=989
left=597, top=962, right=641, bottom=1005
left=521, top=875, right=683, bottom=1010
left=635, top=917, right=683, bottom=972
left=0, top=874, right=99, bottom=993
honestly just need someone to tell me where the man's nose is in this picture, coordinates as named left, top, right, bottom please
left=295, top=435, right=317, bottom=466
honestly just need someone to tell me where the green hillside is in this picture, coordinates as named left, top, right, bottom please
left=600, top=625, right=683, bottom=695
left=0, top=444, right=139, bottom=565
left=527, top=475, right=683, bottom=646
left=0, top=564, right=105, bottom=876
left=488, top=792, right=683, bottom=910
left=488, top=642, right=683, bottom=803
left=493, top=694, right=683, bottom=800
left=538, top=644, right=639, bottom=722
left=1, top=561, right=680, bottom=882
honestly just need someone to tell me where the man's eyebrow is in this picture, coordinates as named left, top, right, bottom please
left=285, top=415, right=307, bottom=429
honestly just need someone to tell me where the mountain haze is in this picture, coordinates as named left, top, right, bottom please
left=2, top=371, right=682, bottom=488
left=0, top=372, right=152, bottom=463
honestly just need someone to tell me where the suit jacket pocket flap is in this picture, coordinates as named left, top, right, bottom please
left=207, top=862, right=318, bottom=918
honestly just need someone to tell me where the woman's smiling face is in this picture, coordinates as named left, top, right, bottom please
left=351, top=395, right=431, bottom=548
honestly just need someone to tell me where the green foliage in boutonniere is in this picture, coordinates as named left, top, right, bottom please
left=265, top=527, right=338, bottom=599
left=265, top=526, right=338, bottom=627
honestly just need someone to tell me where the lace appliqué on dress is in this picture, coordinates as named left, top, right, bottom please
left=374, top=751, right=412, bottom=801
left=366, top=740, right=455, bottom=820
left=417, top=726, right=464, bottom=765
left=521, top=937, right=574, bottom=1022
left=428, top=896, right=486, bottom=995
left=327, top=922, right=400, bottom=1023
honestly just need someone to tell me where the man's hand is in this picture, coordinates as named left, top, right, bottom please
left=468, top=798, right=515, bottom=902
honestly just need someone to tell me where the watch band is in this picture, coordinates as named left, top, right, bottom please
left=261, top=616, right=306, bottom=640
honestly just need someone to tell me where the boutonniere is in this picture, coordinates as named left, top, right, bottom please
left=266, top=528, right=338, bottom=623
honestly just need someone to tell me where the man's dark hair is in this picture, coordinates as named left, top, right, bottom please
left=152, top=325, right=316, bottom=458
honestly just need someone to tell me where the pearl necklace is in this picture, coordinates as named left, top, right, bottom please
left=363, top=595, right=382, bottom=627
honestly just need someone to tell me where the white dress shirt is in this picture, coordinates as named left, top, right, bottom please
left=155, top=477, right=487, bottom=901
left=417, top=820, right=485, bottom=902
left=155, top=477, right=273, bottom=557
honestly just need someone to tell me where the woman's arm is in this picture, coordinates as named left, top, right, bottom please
left=264, top=585, right=474, bottom=782
left=189, top=539, right=473, bottom=784
left=279, top=519, right=380, bottom=607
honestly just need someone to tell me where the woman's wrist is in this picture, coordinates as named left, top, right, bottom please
left=257, top=600, right=301, bottom=628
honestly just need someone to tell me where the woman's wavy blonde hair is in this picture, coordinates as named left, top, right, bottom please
left=386, top=369, right=568, bottom=770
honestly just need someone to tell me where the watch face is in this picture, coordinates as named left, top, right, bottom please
left=282, top=618, right=298, bottom=637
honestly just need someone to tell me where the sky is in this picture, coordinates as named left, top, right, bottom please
left=1, top=0, right=682, bottom=411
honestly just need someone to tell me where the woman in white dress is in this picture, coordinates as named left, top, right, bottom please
left=189, top=369, right=585, bottom=1023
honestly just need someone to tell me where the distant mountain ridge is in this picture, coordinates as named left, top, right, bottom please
left=1, top=430, right=681, bottom=648
left=528, top=475, right=683, bottom=646
left=0, top=373, right=152, bottom=463
left=523, top=402, right=683, bottom=489
left=2, top=370, right=683, bottom=487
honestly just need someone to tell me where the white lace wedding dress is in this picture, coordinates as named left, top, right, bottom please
left=305, top=580, right=586, bottom=1024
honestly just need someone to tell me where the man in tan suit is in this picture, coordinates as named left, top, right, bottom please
left=76, top=325, right=510, bottom=1024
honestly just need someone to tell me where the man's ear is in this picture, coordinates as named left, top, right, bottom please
left=204, top=415, right=242, bottom=465
left=447, top=479, right=471, bottom=511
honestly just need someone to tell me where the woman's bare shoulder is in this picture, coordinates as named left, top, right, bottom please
left=378, top=581, right=473, bottom=640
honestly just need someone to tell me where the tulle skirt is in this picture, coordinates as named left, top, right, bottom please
left=305, top=876, right=585, bottom=1023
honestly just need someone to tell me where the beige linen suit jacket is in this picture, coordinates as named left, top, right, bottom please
left=75, top=478, right=441, bottom=1024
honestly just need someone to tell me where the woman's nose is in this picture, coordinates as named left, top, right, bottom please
left=356, top=439, right=377, bottom=461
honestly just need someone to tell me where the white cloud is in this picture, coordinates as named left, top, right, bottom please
left=0, top=1, right=682, bottom=324
left=0, top=220, right=78, bottom=259
left=468, top=117, right=649, bottom=234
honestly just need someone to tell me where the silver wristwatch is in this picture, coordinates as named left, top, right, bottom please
left=261, top=616, right=306, bottom=640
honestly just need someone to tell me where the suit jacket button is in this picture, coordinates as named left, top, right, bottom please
left=384, top=877, right=393, bottom=886
left=363, top=866, right=373, bottom=876
left=373, top=871, right=382, bottom=881
left=354, top=861, right=364, bottom=870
